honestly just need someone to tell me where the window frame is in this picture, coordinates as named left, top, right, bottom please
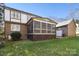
left=11, top=24, right=20, bottom=31
left=47, top=24, right=51, bottom=30
left=33, top=21, right=40, bottom=30
left=11, top=10, right=15, bottom=19
left=42, top=22, right=46, bottom=30
left=11, top=10, right=20, bottom=20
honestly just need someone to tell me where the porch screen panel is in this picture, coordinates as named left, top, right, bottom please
left=33, top=21, right=40, bottom=29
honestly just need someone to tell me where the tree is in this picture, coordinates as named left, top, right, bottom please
left=0, top=6, right=4, bottom=40
left=68, top=8, right=79, bottom=20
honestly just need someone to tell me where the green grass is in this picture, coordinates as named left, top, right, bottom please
left=0, top=37, right=79, bottom=56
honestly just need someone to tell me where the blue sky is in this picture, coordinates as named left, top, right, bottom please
left=6, top=3, right=79, bottom=21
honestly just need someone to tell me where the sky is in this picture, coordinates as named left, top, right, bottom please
left=5, top=3, right=79, bottom=22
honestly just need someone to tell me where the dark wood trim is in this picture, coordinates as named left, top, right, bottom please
left=27, top=14, right=28, bottom=21
left=20, top=12, right=21, bottom=24
left=20, top=11, right=21, bottom=32
left=10, top=9, right=11, bottom=22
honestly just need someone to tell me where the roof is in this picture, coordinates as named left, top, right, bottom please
left=56, top=19, right=73, bottom=27
left=27, top=17, right=57, bottom=25
left=31, top=17, right=57, bottom=23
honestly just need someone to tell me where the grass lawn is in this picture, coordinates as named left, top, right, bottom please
left=0, top=37, right=79, bottom=56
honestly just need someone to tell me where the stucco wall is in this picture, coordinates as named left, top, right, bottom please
left=5, top=9, right=10, bottom=21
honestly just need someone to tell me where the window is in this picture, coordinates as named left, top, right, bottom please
left=51, top=25, right=56, bottom=33
left=51, top=24, right=55, bottom=29
left=47, top=24, right=51, bottom=30
left=34, top=21, right=40, bottom=29
left=11, top=24, right=20, bottom=31
left=42, top=23, right=46, bottom=29
left=11, top=10, right=15, bottom=19
left=11, top=10, right=20, bottom=20
left=16, top=12, right=20, bottom=20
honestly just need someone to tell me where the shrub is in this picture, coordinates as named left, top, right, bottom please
left=0, top=41, right=5, bottom=48
left=0, top=37, right=5, bottom=48
left=10, top=31, right=21, bottom=41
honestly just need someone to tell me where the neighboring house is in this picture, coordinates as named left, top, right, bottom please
left=56, top=19, right=76, bottom=38
left=27, top=17, right=57, bottom=40
left=75, top=20, right=79, bottom=36
left=76, top=23, right=79, bottom=36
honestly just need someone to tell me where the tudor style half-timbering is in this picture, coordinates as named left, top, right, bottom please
left=27, top=18, right=57, bottom=40
left=0, top=4, right=77, bottom=40
left=0, top=4, right=42, bottom=40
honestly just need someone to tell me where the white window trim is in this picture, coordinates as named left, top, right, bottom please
left=11, top=24, right=20, bottom=31
left=28, top=33, right=55, bottom=35
left=32, top=21, right=56, bottom=34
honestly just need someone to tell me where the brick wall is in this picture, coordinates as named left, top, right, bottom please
left=20, top=24, right=27, bottom=39
left=5, top=22, right=11, bottom=38
left=5, top=22, right=27, bottom=40
left=28, top=34, right=55, bottom=40
left=68, top=20, right=76, bottom=37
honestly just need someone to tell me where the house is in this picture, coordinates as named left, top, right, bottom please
left=0, top=4, right=42, bottom=40
left=27, top=17, right=57, bottom=40
left=56, top=19, right=76, bottom=38
left=0, top=4, right=57, bottom=40
left=0, top=3, right=77, bottom=40
left=75, top=20, right=79, bottom=36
